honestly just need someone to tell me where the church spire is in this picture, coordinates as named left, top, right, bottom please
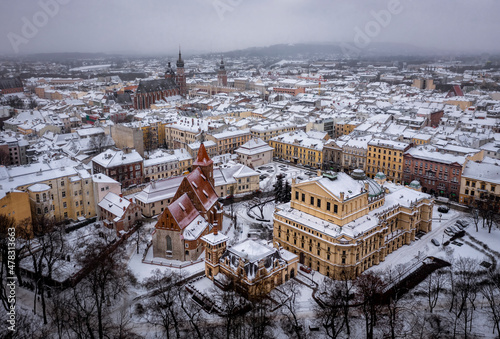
left=177, top=46, right=184, bottom=68
left=192, top=143, right=214, bottom=186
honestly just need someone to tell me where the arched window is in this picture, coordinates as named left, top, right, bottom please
left=42, top=193, right=47, bottom=202
left=166, top=235, right=172, bottom=252
left=44, top=207, right=48, bottom=213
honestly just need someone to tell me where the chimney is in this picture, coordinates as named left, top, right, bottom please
left=123, top=206, right=126, bottom=211
left=340, top=192, right=345, bottom=201
left=119, top=193, right=123, bottom=197
left=317, top=169, right=322, bottom=177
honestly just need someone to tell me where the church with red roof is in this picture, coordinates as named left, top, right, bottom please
left=152, top=144, right=223, bottom=261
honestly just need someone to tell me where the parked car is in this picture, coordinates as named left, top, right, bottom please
left=300, top=266, right=312, bottom=274
left=431, top=238, right=440, bottom=246
left=438, top=206, right=450, bottom=213
left=456, top=219, right=468, bottom=227
left=444, top=228, right=455, bottom=236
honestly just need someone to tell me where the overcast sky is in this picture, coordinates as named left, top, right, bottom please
left=1, top=0, right=499, bottom=56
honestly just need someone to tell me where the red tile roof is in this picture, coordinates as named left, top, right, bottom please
left=193, top=143, right=213, bottom=167
left=184, top=167, right=218, bottom=211
left=168, top=193, right=199, bottom=230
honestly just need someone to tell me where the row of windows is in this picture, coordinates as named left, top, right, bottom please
left=465, top=181, right=496, bottom=192
left=368, top=148, right=403, bottom=156
left=295, top=192, right=339, bottom=213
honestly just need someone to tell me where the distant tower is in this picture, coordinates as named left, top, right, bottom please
left=192, top=143, right=214, bottom=187
left=217, top=57, right=227, bottom=87
left=176, top=47, right=187, bottom=96
left=165, top=62, right=175, bottom=79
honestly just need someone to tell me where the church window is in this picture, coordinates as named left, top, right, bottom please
left=166, top=236, right=172, bottom=252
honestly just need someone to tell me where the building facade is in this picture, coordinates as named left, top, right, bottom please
left=367, top=139, right=411, bottom=184
left=459, top=159, right=500, bottom=209
left=273, top=171, right=433, bottom=279
left=92, top=149, right=144, bottom=189
left=202, top=234, right=298, bottom=298
left=269, top=130, right=324, bottom=168
left=206, top=129, right=252, bottom=155
left=133, top=50, right=186, bottom=110
left=152, top=144, right=223, bottom=261
left=403, top=146, right=466, bottom=200
left=235, top=138, right=274, bottom=168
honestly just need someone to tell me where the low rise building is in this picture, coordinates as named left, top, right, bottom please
left=92, top=149, right=144, bottom=188
left=202, top=234, right=298, bottom=298
left=459, top=158, right=500, bottom=208
left=206, top=129, right=252, bottom=155
left=98, top=192, right=141, bottom=234
left=269, top=130, right=325, bottom=168
left=250, top=122, right=296, bottom=142
left=235, top=138, right=274, bottom=168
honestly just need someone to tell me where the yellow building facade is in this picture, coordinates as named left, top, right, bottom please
left=459, top=159, right=500, bottom=208
left=269, top=131, right=324, bottom=168
left=367, top=139, right=411, bottom=184
left=0, top=191, right=33, bottom=236
left=15, top=168, right=96, bottom=223
left=273, top=171, right=433, bottom=278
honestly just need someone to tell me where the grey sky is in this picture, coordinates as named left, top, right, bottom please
left=1, top=0, right=499, bottom=55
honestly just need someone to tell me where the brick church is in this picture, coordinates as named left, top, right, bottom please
left=152, top=144, right=223, bottom=261
left=133, top=49, right=187, bottom=110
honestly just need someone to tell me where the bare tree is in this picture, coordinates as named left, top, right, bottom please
left=0, top=149, right=10, bottom=166
left=24, top=214, right=62, bottom=324
left=214, top=287, right=248, bottom=339
left=315, top=278, right=348, bottom=339
left=447, top=258, right=482, bottom=339
left=355, top=271, right=385, bottom=339
left=480, top=269, right=500, bottom=338
left=142, top=269, right=183, bottom=339
left=246, top=189, right=270, bottom=220
left=61, top=231, right=132, bottom=339
left=382, top=265, right=410, bottom=339
left=471, top=208, right=480, bottom=233
left=426, top=268, right=448, bottom=313
left=244, top=297, right=274, bottom=339
left=275, top=279, right=303, bottom=339
left=88, top=134, right=113, bottom=154
left=176, top=282, right=206, bottom=339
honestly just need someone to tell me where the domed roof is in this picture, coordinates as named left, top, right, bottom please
left=409, top=180, right=421, bottom=188
left=351, top=169, right=366, bottom=180
left=375, top=172, right=386, bottom=179
left=350, top=170, right=384, bottom=197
